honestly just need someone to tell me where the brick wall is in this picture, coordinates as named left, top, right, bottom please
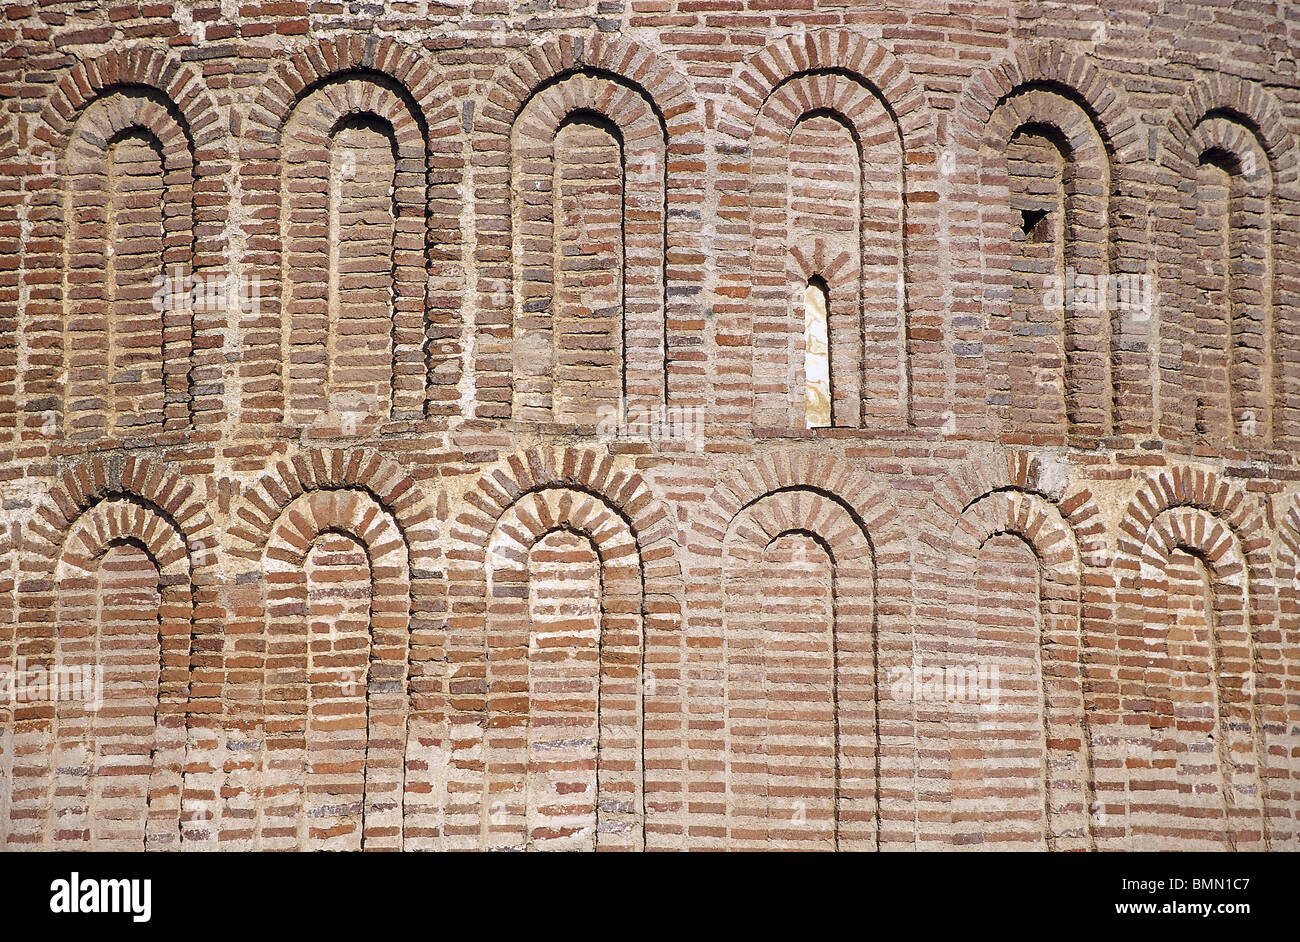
left=1, top=0, right=1299, bottom=851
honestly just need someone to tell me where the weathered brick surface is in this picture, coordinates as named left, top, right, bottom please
left=1, top=2, right=1299, bottom=851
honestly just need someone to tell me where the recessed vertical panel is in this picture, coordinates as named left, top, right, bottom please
left=788, top=113, right=861, bottom=428
left=328, top=118, right=397, bottom=426
left=1152, top=549, right=1226, bottom=848
left=955, top=533, right=1045, bottom=849
left=62, top=156, right=111, bottom=439
left=1149, top=546, right=1264, bottom=850
left=302, top=531, right=372, bottom=851
left=526, top=529, right=601, bottom=850
left=1184, top=117, right=1275, bottom=451
left=65, top=124, right=169, bottom=441
left=52, top=542, right=161, bottom=850
left=510, top=74, right=666, bottom=426
left=759, top=533, right=836, bottom=848
left=752, top=76, right=906, bottom=429
left=992, top=91, right=1115, bottom=443
left=281, top=81, right=424, bottom=432
left=1007, top=129, right=1068, bottom=438
left=107, top=133, right=167, bottom=435
left=1193, top=158, right=1235, bottom=444
left=552, top=117, right=624, bottom=425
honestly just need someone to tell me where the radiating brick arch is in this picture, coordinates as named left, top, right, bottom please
left=446, top=446, right=683, bottom=850
left=228, top=449, right=439, bottom=554
left=945, top=489, right=1094, bottom=850
left=750, top=73, right=906, bottom=430
left=719, top=31, right=929, bottom=151
left=911, top=449, right=1107, bottom=850
left=717, top=32, right=933, bottom=433
left=32, top=47, right=227, bottom=199
left=239, top=36, right=464, bottom=431
left=1159, top=75, right=1299, bottom=454
left=508, top=73, right=666, bottom=425
left=1116, top=469, right=1271, bottom=565
left=951, top=44, right=1145, bottom=170
left=280, top=79, right=424, bottom=430
left=721, top=487, right=877, bottom=849
left=687, top=452, right=909, bottom=849
left=950, top=45, right=1148, bottom=442
left=915, top=450, right=1109, bottom=569
left=696, top=453, right=911, bottom=561
left=24, top=49, right=229, bottom=449
left=1115, top=470, right=1276, bottom=850
left=256, top=488, right=411, bottom=850
left=47, top=500, right=190, bottom=849
left=18, top=455, right=217, bottom=584
left=472, top=34, right=704, bottom=421
left=481, top=488, right=643, bottom=849
left=1278, top=499, right=1300, bottom=566
left=1164, top=74, right=1300, bottom=189
left=7, top=455, right=216, bottom=850
left=227, top=447, right=441, bottom=850
left=61, top=93, right=194, bottom=442
left=986, top=91, right=1112, bottom=444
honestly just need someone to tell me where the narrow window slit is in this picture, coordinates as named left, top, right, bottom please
left=804, top=275, right=832, bottom=429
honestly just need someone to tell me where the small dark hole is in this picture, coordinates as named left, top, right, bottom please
left=1020, top=208, right=1049, bottom=236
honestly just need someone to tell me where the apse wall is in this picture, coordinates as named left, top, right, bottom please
left=1, top=1, right=1299, bottom=851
